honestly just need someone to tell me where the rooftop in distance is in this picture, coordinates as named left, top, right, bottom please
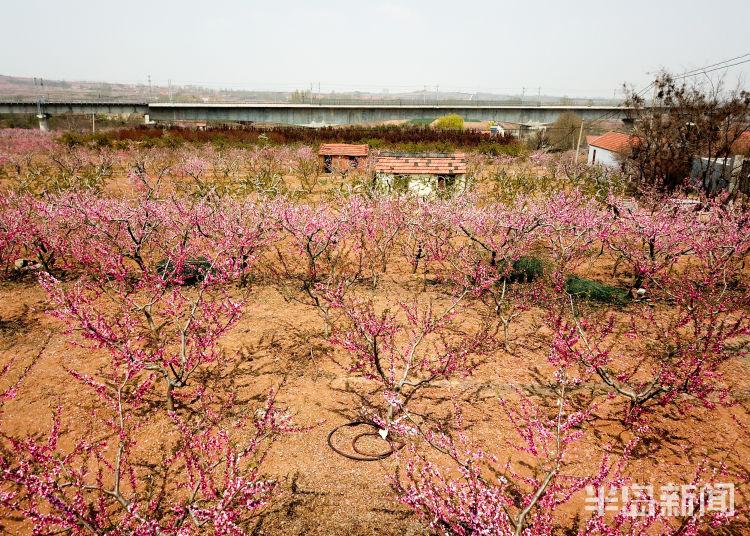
left=317, top=143, right=369, bottom=157
left=375, top=152, right=467, bottom=175
left=588, top=131, right=636, bottom=153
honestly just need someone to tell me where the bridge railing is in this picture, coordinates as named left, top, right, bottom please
left=2, top=97, right=621, bottom=108
left=158, top=98, right=616, bottom=108
left=1, top=97, right=149, bottom=105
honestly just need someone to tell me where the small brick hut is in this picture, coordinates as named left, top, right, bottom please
left=318, top=144, right=369, bottom=173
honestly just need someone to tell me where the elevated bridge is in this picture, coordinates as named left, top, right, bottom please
left=0, top=100, right=630, bottom=129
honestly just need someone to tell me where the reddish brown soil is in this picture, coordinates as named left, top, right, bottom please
left=2, top=252, right=750, bottom=535
left=1, top=168, right=749, bottom=534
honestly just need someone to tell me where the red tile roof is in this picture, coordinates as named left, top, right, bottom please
left=585, top=135, right=600, bottom=146
left=375, top=152, right=467, bottom=175
left=318, top=143, right=369, bottom=157
left=589, top=131, right=636, bottom=153
left=732, top=131, right=750, bottom=153
left=589, top=130, right=750, bottom=155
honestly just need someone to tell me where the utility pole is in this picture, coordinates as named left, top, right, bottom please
left=650, top=78, right=658, bottom=129
left=521, top=87, right=525, bottom=104
left=92, top=113, right=96, bottom=134
left=168, top=79, right=173, bottom=102
left=574, top=119, right=584, bottom=161
left=537, top=86, right=541, bottom=106
left=148, top=74, right=152, bottom=101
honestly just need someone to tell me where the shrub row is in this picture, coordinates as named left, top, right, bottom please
left=99, top=124, right=519, bottom=151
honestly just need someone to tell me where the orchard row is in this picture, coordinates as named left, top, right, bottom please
left=0, top=176, right=748, bottom=533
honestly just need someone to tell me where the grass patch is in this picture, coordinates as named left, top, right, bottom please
left=565, top=276, right=627, bottom=303
left=408, top=118, right=435, bottom=126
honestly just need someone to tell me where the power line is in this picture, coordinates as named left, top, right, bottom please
left=674, top=53, right=750, bottom=78
left=674, top=57, right=750, bottom=79
left=637, top=53, right=750, bottom=97
left=587, top=52, right=750, bottom=127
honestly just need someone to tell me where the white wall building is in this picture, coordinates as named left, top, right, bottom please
left=374, top=152, right=467, bottom=196
left=587, top=131, right=633, bottom=167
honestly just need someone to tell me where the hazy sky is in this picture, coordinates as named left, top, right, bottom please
left=2, top=0, right=749, bottom=97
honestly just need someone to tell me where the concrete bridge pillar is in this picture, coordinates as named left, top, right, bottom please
left=36, top=113, right=50, bottom=131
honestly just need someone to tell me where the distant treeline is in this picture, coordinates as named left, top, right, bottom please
left=100, top=125, right=520, bottom=154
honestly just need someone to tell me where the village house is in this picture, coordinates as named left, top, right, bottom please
left=489, top=122, right=520, bottom=137
left=690, top=155, right=747, bottom=194
left=690, top=132, right=750, bottom=194
left=489, top=121, right=547, bottom=140
left=585, top=135, right=600, bottom=148
left=374, top=152, right=467, bottom=196
left=587, top=131, right=634, bottom=166
left=318, top=143, right=369, bottom=173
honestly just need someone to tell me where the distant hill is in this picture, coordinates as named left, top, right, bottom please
left=0, top=74, right=620, bottom=106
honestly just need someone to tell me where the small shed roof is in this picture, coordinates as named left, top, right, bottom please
left=589, top=131, right=635, bottom=153
left=375, top=152, right=467, bottom=175
left=585, top=135, right=600, bottom=146
left=318, top=143, right=369, bottom=157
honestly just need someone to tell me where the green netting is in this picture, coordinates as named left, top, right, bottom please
left=565, top=275, right=627, bottom=303
left=498, top=256, right=544, bottom=283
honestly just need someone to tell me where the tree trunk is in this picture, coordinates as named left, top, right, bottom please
left=166, top=382, right=175, bottom=412
left=412, top=245, right=422, bottom=274
left=503, top=320, right=511, bottom=352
